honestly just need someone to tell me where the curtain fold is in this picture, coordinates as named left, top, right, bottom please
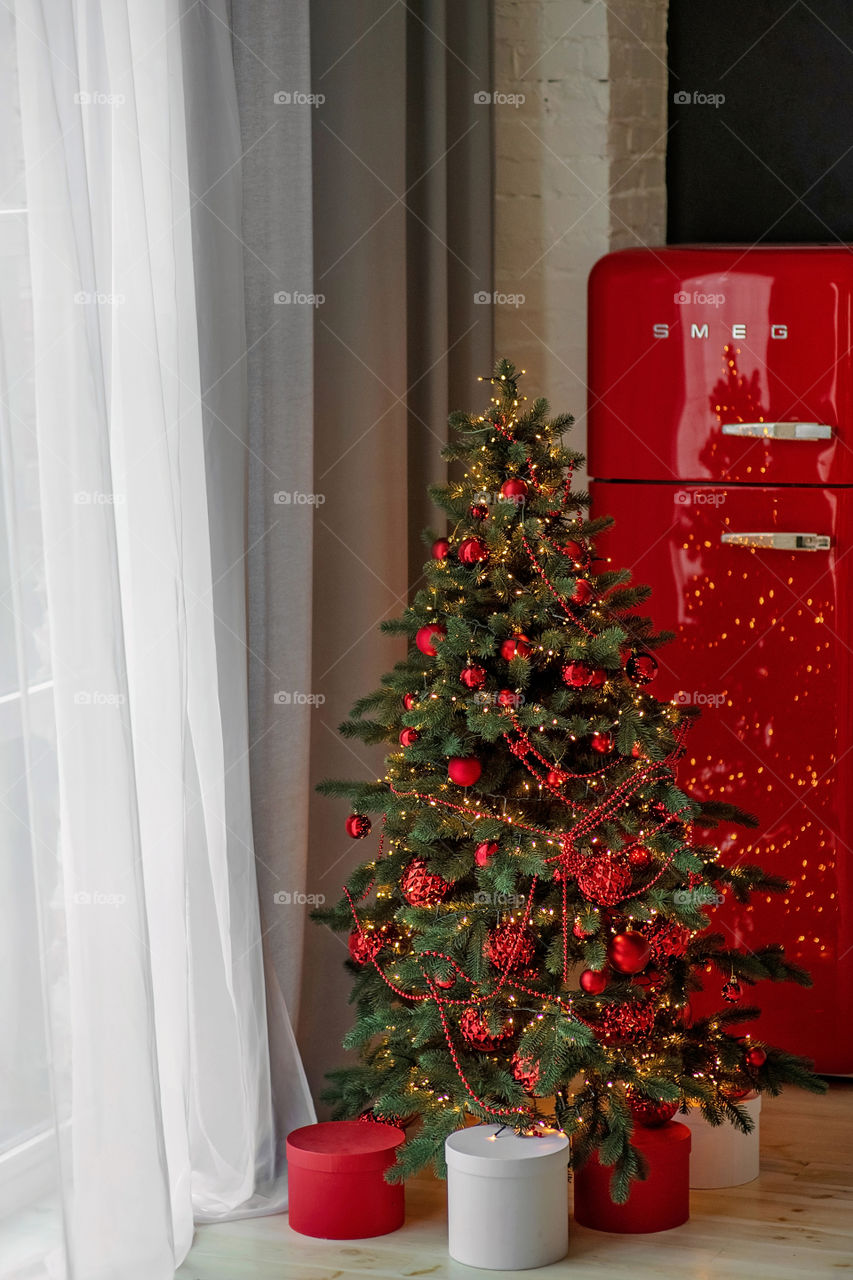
left=235, top=0, right=494, bottom=1105
left=6, top=1, right=313, bottom=1275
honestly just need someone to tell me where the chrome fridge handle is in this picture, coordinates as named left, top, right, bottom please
left=721, top=422, right=832, bottom=441
left=721, top=532, right=831, bottom=552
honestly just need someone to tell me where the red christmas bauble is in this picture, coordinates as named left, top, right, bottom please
left=469, top=503, right=490, bottom=521
left=345, top=813, right=372, bottom=839
left=399, top=727, right=420, bottom=747
left=486, top=923, right=536, bottom=970
left=416, top=623, right=447, bottom=655
left=628, top=844, right=652, bottom=868
left=400, top=857, right=449, bottom=907
left=722, top=978, right=742, bottom=1002
left=474, top=840, right=499, bottom=866
left=511, top=1051, right=541, bottom=1093
left=431, top=538, right=450, bottom=560
left=434, top=971, right=456, bottom=989
left=459, top=1007, right=514, bottom=1051
left=546, top=769, right=567, bottom=788
left=448, top=755, right=482, bottom=787
left=348, top=921, right=399, bottom=965
left=590, top=731, right=613, bottom=754
left=403, top=692, right=418, bottom=711
left=501, top=635, right=532, bottom=661
left=577, top=856, right=632, bottom=906
left=627, top=1093, right=679, bottom=1128
left=571, top=579, right=594, bottom=606
left=644, top=918, right=692, bottom=963
left=458, top=537, right=490, bottom=565
left=626, top=651, right=658, bottom=685
left=561, top=539, right=590, bottom=568
left=745, top=1046, right=767, bottom=1068
left=580, top=968, right=609, bottom=995
left=598, top=999, right=656, bottom=1046
left=589, top=666, right=607, bottom=688
left=607, top=931, right=652, bottom=975
left=500, top=477, right=529, bottom=502
left=497, top=688, right=523, bottom=708
left=721, top=1083, right=753, bottom=1101
left=460, top=665, right=487, bottom=690
left=562, top=660, right=594, bottom=687
left=631, top=741, right=644, bottom=758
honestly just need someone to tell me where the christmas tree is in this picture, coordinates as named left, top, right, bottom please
left=315, top=360, right=824, bottom=1200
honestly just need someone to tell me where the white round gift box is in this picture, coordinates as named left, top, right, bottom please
left=680, top=1094, right=761, bottom=1188
left=445, top=1124, right=570, bottom=1270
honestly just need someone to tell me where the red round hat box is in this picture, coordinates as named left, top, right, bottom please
left=286, top=1121, right=406, bottom=1239
left=573, top=1120, right=691, bottom=1233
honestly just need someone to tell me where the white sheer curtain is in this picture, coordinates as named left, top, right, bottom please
left=1, top=1, right=314, bottom=1277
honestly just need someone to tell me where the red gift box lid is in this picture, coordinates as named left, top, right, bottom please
left=287, top=1121, right=405, bottom=1173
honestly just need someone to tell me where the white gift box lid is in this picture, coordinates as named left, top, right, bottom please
left=445, top=1124, right=570, bottom=1179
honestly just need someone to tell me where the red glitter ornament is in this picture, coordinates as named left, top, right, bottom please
left=345, top=813, right=371, bottom=840
left=511, top=1051, right=541, bottom=1093
left=500, top=477, right=529, bottom=503
left=348, top=921, right=399, bottom=965
left=722, top=978, right=742, bottom=1002
left=628, top=844, right=652, bottom=869
left=644, top=918, right=692, bottom=963
left=598, top=999, right=656, bottom=1046
left=399, top=727, right=420, bottom=747
left=402, top=692, right=418, bottom=711
left=469, top=503, right=489, bottom=520
left=497, top=688, right=523, bottom=708
left=501, top=635, right=532, bottom=661
left=580, top=968, right=609, bottom=995
left=458, top=536, right=490, bottom=565
left=561, top=539, right=590, bottom=568
left=416, top=623, right=446, bottom=655
left=474, top=840, right=498, bottom=867
left=546, top=769, right=567, bottom=788
left=745, top=1045, right=767, bottom=1068
left=460, top=665, right=487, bottom=690
left=431, top=538, right=450, bottom=559
left=590, top=731, right=613, bottom=754
left=571, top=579, right=594, bottom=606
left=607, top=931, right=652, bottom=975
left=459, top=1007, right=514, bottom=1051
left=626, top=651, right=658, bottom=685
left=400, top=857, right=449, bottom=906
left=448, top=755, right=482, bottom=787
left=358, top=1107, right=404, bottom=1127
left=576, top=856, right=632, bottom=906
left=434, top=971, right=455, bottom=989
left=486, top=923, right=536, bottom=970
left=626, top=1092, right=679, bottom=1128
left=562, top=660, right=594, bottom=687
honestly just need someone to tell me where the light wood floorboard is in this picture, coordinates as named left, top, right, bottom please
left=176, top=1081, right=853, bottom=1279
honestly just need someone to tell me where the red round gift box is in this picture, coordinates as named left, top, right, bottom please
left=286, top=1120, right=405, bottom=1239
left=573, top=1120, right=691, bottom=1233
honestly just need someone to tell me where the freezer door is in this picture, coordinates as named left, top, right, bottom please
left=591, top=479, right=853, bottom=1072
left=588, top=246, right=853, bottom=485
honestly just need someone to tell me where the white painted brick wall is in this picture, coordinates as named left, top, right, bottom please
left=494, top=0, right=669, bottom=476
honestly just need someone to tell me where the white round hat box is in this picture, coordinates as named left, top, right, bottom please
left=680, top=1094, right=761, bottom=1188
left=445, top=1124, right=570, bottom=1270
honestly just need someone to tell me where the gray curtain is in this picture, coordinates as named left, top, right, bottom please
left=234, top=0, right=493, bottom=1108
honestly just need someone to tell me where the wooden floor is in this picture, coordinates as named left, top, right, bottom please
left=177, top=1082, right=853, bottom=1279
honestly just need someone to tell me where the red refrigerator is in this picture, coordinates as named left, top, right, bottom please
left=588, top=246, right=853, bottom=1073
